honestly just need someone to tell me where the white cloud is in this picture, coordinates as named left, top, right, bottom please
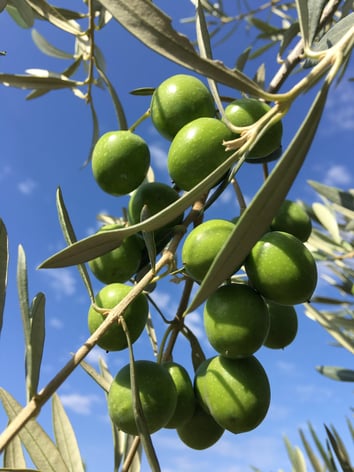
left=49, top=317, right=63, bottom=330
left=60, top=393, right=101, bottom=415
left=85, top=346, right=108, bottom=366
left=324, top=80, right=354, bottom=132
left=323, top=164, right=353, bottom=186
left=295, top=383, right=333, bottom=403
left=44, top=268, right=77, bottom=298
left=276, top=360, right=297, bottom=374
left=18, top=178, right=37, bottom=195
left=149, top=142, right=168, bottom=170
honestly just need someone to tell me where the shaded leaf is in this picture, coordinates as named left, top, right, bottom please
left=0, top=389, right=69, bottom=472
left=6, top=0, right=34, bottom=28
left=308, top=0, right=328, bottom=45
left=3, top=430, right=26, bottom=468
left=308, top=181, right=354, bottom=211
left=308, top=422, right=337, bottom=472
left=52, top=394, right=85, bottom=472
left=186, top=81, right=329, bottom=315
left=31, top=29, right=73, bottom=59
left=56, top=187, right=94, bottom=301
left=96, top=0, right=267, bottom=98
left=316, top=366, right=354, bottom=382
left=325, top=425, right=353, bottom=471
left=295, top=0, right=310, bottom=46
left=0, top=219, right=8, bottom=337
left=235, top=47, right=251, bottom=72
left=26, top=0, right=81, bottom=35
left=96, top=66, right=128, bottom=131
left=312, top=13, right=354, bottom=52
left=28, top=293, right=45, bottom=398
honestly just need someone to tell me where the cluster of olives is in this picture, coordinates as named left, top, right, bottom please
left=87, top=74, right=317, bottom=451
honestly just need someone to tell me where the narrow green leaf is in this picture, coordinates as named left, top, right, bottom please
left=325, top=425, right=353, bottom=471
left=0, top=389, right=69, bottom=472
left=123, top=435, right=142, bottom=472
left=96, top=0, right=267, bottom=98
left=308, top=181, right=354, bottom=211
left=346, top=418, right=354, bottom=442
left=80, top=359, right=111, bottom=392
left=235, top=47, right=251, bottom=72
left=31, top=29, right=73, bottom=59
left=307, top=0, right=328, bottom=45
left=0, top=219, right=8, bottom=337
left=3, top=430, right=27, bottom=468
left=186, top=81, right=329, bottom=315
left=292, top=447, right=308, bottom=472
left=28, top=293, right=46, bottom=398
left=279, top=22, right=300, bottom=58
left=295, top=0, right=310, bottom=46
left=0, top=73, right=79, bottom=90
left=52, top=394, right=85, bottom=472
left=299, top=428, right=324, bottom=472
left=26, top=0, right=82, bottom=35
left=312, top=13, right=354, bottom=52
left=6, top=0, right=34, bottom=28
left=312, top=202, right=342, bottom=244
left=308, top=422, right=337, bottom=472
left=316, top=366, right=354, bottom=382
left=17, top=245, right=31, bottom=347
left=95, top=66, right=128, bottom=130
left=56, top=187, right=95, bottom=301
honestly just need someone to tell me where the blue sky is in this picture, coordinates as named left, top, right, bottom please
left=0, top=2, right=353, bottom=471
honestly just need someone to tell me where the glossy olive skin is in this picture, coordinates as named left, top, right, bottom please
left=204, top=283, right=270, bottom=358
left=163, top=361, right=196, bottom=429
left=151, top=74, right=216, bottom=141
left=224, top=98, right=283, bottom=162
left=167, top=117, right=234, bottom=191
left=245, top=231, right=317, bottom=306
left=182, top=219, right=236, bottom=283
left=271, top=200, right=312, bottom=242
left=88, top=224, right=143, bottom=284
left=264, top=302, right=298, bottom=349
left=195, top=355, right=271, bottom=434
left=92, top=130, right=150, bottom=196
left=177, top=404, right=224, bottom=450
left=87, top=283, right=148, bottom=351
left=108, top=360, right=177, bottom=435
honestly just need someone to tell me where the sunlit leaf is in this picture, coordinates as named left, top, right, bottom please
left=6, top=0, right=34, bottom=28
left=299, top=428, right=324, bottom=472
left=0, top=73, right=79, bottom=90
left=96, top=0, right=268, bottom=98
left=31, top=29, right=73, bottom=59
left=80, top=359, right=111, bottom=392
left=28, top=293, right=45, bottom=398
left=186, top=81, right=329, bottom=315
left=56, top=187, right=94, bottom=301
left=26, top=0, right=82, bottom=35
left=3, top=430, right=26, bottom=468
left=316, top=366, right=354, bottom=382
left=312, top=202, right=342, bottom=244
left=0, top=219, right=8, bottom=337
left=0, top=389, right=69, bottom=472
left=17, top=245, right=31, bottom=347
left=52, top=394, right=85, bottom=472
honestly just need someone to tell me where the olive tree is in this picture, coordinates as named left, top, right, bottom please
left=0, top=1, right=353, bottom=470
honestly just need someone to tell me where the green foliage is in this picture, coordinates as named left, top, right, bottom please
left=0, top=1, right=353, bottom=471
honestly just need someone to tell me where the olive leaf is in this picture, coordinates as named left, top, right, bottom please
left=312, top=202, right=342, bottom=244
left=295, top=0, right=310, bottom=47
left=308, top=180, right=354, bottom=211
left=3, top=429, right=27, bottom=469
left=316, top=366, right=354, bottom=382
left=6, top=0, right=34, bottom=28
left=0, top=219, right=8, bottom=337
left=185, top=81, right=330, bottom=316
left=0, top=73, right=79, bottom=90
left=52, top=394, right=85, bottom=472
left=26, top=0, right=82, bottom=35
left=96, top=0, right=268, bottom=98
left=299, top=429, right=324, bottom=472
left=0, top=389, right=70, bottom=472
left=31, top=29, right=73, bottom=59
left=56, top=187, right=95, bottom=301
